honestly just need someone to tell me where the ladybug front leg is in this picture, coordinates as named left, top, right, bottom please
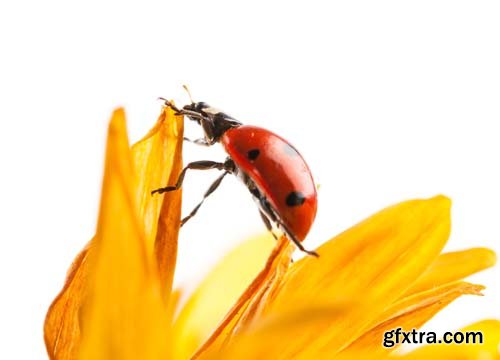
left=151, top=160, right=229, bottom=195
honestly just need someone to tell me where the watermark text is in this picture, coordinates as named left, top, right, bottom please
left=383, top=328, right=483, bottom=348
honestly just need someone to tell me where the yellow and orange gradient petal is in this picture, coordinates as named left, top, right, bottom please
left=45, top=106, right=499, bottom=360
left=44, top=106, right=183, bottom=359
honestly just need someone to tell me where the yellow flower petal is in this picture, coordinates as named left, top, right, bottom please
left=44, top=244, right=90, bottom=360
left=193, top=237, right=294, bottom=359
left=376, top=282, right=485, bottom=327
left=259, top=196, right=452, bottom=356
left=399, top=320, right=500, bottom=360
left=138, top=106, right=183, bottom=298
left=173, top=234, right=277, bottom=360
left=210, top=303, right=353, bottom=360
left=131, top=105, right=183, bottom=261
left=44, top=107, right=181, bottom=359
left=78, top=109, right=169, bottom=360
left=212, top=284, right=490, bottom=360
left=344, top=282, right=485, bottom=356
left=406, top=248, right=496, bottom=296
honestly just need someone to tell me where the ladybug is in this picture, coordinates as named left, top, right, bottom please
left=152, top=96, right=318, bottom=257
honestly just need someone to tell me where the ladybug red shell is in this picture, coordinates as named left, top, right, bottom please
left=152, top=100, right=318, bottom=256
left=222, top=126, right=317, bottom=242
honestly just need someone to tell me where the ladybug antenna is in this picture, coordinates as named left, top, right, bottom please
left=182, top=84, right=195, bottom=104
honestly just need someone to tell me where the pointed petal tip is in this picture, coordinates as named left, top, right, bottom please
left=431, top=194, right=451, bottom=205
left=418, top=195, right=451, bottom=231
left=467, top=247, right=497, bottom=270
left=482, top=247, right=497, bottom=267
left=465, top=283, right=486, bottom=296
left=108, top=107, right=127, bottom=133
left=112, top=106, right=125, bottom=114
left=428, top=194, right=451, bottom=214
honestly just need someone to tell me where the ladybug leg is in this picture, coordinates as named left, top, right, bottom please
left=259, top=198, right=319, bottom=257
left=259, top=211, right=278, bottom=240
left=180, top=171, right=230, bottom=226
left=158, top=97, right=183, bottom=114
left=281, top=226, right=319, bottom=258
left=178, top=108, right=205, bottom=120
left=158, top=98, right=205, bottom=120
left=183, top=137, right=210, bottom=146
left=151, top=160, right=229, bottom=195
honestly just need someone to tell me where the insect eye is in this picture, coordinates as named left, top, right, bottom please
left=182, top=102, right=206, bottom=113
left=194, top=102, right=208, bottom=112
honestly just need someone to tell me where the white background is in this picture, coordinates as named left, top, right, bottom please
left=0, top=1, right=499, bottom=358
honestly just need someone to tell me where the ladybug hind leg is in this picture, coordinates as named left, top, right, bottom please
left=258, top=197, right=319, bottom=258
left=280, top=224, right=319, bottom=258
left=258, top=210, right=278, bottom=241
left=180, top=171, right=230, bottom=226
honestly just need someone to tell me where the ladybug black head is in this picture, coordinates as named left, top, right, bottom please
left=183, top=101, right=209, bottom=113
left=181, top=102, right=241, bottom=144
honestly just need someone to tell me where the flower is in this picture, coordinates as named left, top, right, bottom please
left=44, top=106, right=499, bottom=360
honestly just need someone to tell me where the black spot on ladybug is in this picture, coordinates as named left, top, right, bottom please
left=247, top=149, right=260, bottom=160
left=283, top=143, right=300, bottom=157
left=286, top=191, right=306, bottom=207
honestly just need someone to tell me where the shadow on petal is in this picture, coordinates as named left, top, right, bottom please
left=173, top=234, right=277, bottom=360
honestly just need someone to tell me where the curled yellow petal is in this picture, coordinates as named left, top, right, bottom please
left=44, top=244, right=90, bottom=360
left=260, top=196, right=452, bottom=356
left=194, top=237, right=294, bottom=359
left=399, top=320, right=500, bottom=360
left=173, top=234, right=277, bottom=360
left=406, top=247, right=496, bottom=296
left=376, top=282, right=485, bottom=327
left=344, top=282, right=485, bottom=356
left=78, top=109, right=169, bottom=360
left=141, top=106, right=184, bottom=298
left=131, top=105, right=183, bottom=261
left=44, top=107, right=181, bottom=359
